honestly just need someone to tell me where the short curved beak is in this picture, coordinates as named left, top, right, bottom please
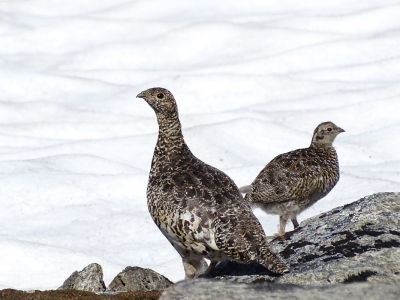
left=136, top=91, right=146, bottom=99
left=337, top=127, right=345, bottom=133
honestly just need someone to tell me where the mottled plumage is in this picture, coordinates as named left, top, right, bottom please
left=137, top=87, right=288, bottom=279
left=240, top=122, right=344, bottom=237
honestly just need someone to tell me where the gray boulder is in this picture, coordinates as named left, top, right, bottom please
left=159, top=279, right=400, bottom=300
left=211, top=192, right=400, bottom=284
left=58, top=263, right=106, bottom=292
left=107, top=266, right=173, bottom=292
left=160, top=193, right=400, bottom=299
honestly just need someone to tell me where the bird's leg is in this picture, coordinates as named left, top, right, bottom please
left=182, top=260, right=196, bottom=279
left=279, top=216, right=287, bottom=237
left=182, top=258, right=208, bottom=279
left=203, top=261, right=218, bottom=278
left=291, top=217, right=299, bottom=229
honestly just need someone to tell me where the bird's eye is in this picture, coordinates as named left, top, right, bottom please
left=157, top=93, right=164, bottom=99
left=327, top=127, right=332, bottom=132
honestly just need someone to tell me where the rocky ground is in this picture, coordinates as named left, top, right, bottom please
left=1, top=192, right=399, bottom=300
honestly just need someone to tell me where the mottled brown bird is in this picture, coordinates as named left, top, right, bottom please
left=240, top=121, right=344, bottom=237
left=137, top=87, right=288, bottom=279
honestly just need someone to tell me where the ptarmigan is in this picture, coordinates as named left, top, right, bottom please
left=240, top=121, right=344, bottom=237
left=137, top=87, right=288, bottom=279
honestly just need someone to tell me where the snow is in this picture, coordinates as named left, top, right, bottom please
left=0, top=0, right=399, bottom=290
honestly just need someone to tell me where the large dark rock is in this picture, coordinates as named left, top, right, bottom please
left=107, top=266, right=173, bottom=292
left=211, top=192, right=400, bottom=284
left=159, top=279, right=400, bottom=300
left=58, top=263, right=106, bottom=293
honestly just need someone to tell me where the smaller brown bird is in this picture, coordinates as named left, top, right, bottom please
left=240, top=121, right=344, bottom=237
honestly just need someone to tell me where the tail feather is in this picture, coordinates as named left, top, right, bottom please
left=258, top=245, right=289, bottom=274
left=264, top=255, right=289, bottom=274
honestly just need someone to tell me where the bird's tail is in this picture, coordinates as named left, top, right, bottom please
left=252, top=235, right=289, bottom=274
left=259, top=247, right=289, bottom=274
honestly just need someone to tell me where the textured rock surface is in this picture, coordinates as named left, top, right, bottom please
left=159, top=279, right=400, bottom=300
left=107, top=266, right=173, bottom=292
left=58, top=263, right=106, bottom=293
left=212, top=192, right=400, bottom=284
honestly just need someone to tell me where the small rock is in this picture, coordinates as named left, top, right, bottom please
left=58, top=263, right=106, bottom=293
left=107, top=266, right=173, bottom=292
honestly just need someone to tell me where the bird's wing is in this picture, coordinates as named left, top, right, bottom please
left=190, top=162, right=288, bottom=273
left=159, top=157, right=288, bottom=274
left=249, top=148, right=324, bottom=203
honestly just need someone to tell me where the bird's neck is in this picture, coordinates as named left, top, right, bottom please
left=157, top=111, right=183, bottom=136
left=310, top=141, right=335, bottom=152
left=154, top=112, right=190, bottom=159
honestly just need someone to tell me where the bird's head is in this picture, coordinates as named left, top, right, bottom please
left=136, top=87, right=178, bottom=116
left=311, top=121, right=345, bottom=146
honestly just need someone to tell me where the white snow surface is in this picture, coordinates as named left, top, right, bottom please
left=0, top=0, right=399, bottom=290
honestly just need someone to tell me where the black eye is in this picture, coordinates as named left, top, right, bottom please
left=327, top=127, right=332, bottom=132
left=157, top=93, right=164, bottom=99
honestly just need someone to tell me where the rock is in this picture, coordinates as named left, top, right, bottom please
left=58, top=263, right=106, bottom=293
left=159, top=279, right=400, bottom=300
left=275, top=192, right=400, bottom=284
left=107, top=266, right=173, bottom=292
left=211, top=192, right=400, bottom=284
